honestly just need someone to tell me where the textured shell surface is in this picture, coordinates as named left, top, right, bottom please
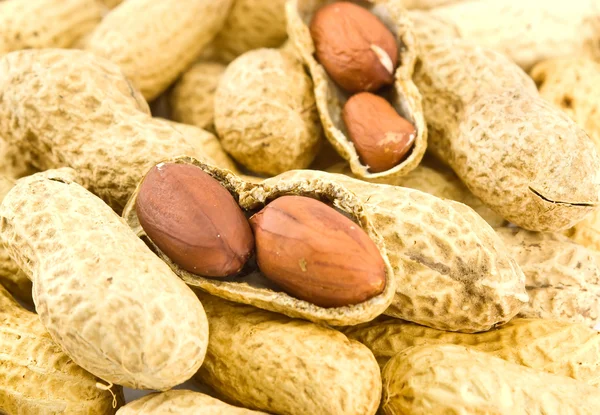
left=381, top=344, right=600, bottom=415
left=195, top=293, right=382, bottom=415
left=116, top=390, right=267, bottom=415
left=85, top=0, right=234, bottom=100
left=412, top=36, right=600, bottom=231
left=287, top=0, right=427, bottom=179
left=344, top=317, right=600, bottom=385
left=123, top=156, right=396, bottom=326
left=214, top=48, right=323, bottom=176
left=496, top=227, right=600, bottom=328
left=0, top=49, right=211, bottom=213
left=0, top=138, right=36, bottom=180
left=265, top=169, right=527, bottom=333
left=0, top=284, right=123, bottom=414
left=0, top=171, right=209, bottom=390
left=401, top=0, right=467, bottom=8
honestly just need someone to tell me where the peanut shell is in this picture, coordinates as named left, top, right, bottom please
left=214, top=48, right=323, bottom=176
left=265, top=169, right=527, bottom=332
left=0, top=284, right=123, bottom=414
left=0, top=138, right=36, bottom=179
left=85, top=0, right=233, bottom=100
left=195, top=292, right=382, bottom=415
left=381, top=344, right=600, bottom=415
left=496, top=227, right=600, bottom=328
left=0, top=170, right=209, bottom=390
left=123, top=156, right=396, bottom=326
left=287, top=0, right=427, bottom=179
left=401, top=0, right=467, bottom=8
left=117, top=390, right=266, bottom=415
left=344, top=317, right=600, bottom=385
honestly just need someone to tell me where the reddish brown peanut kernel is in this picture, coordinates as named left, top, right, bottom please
left=136, top=163, right=254, bottom=277
left=343, top=92, right=416, bottom=173
left=310, top=1, right=398, bottom=93
left=249, top=195, right=386, bottom=308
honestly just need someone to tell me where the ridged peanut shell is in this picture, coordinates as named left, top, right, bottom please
left=195, top=293, right=382, bottom=415
left=287, top=0, right=427, bottom=179
left=265, top=169, right=527, bottom=332
left=85, top=0, right=233, bottom=100
left=117, top=390, right=266, bottom=415
left=214, top=48, right=323, bottom=176
left=0, top=285, right=123, bottom=414
left=344, top=317, right=600, bottom=385
left=0, top=170, right=209, bottom=390
left=381, top=344, right=600, bottom=415
left=0, top=138, right=36, bottom=179
left=496, top=227, right=600, bottom=328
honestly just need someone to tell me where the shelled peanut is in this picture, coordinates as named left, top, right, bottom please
left=0, top=170, right=209, bottom=390
left=496, top=227, right=600, bottom=328
left=344, top=317, right=600, bottom=385
left=381, top=344, right=600, bottom=414
left=0, top=284, right=123, bottom=414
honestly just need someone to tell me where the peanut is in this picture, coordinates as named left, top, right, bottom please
left=287, top=0, right=427, bottom=179
left=123, top=157, right=396, bottom=326
left=99, top=0, right=123, bottom=9
left=265, top=169, right=527, bottom=332
left=401, top=0, right=467, bottom=8
left=0, top=284, right=123, bottom=414
left=195, top=292, right=382, bottom=415
left=117, top=390, right=266, bottom=415
left=0, top=169, right=209, bottom=390
left=214, top=48, right=323, bottom=176
left=85, top=0, right=233, bottom=101
left=496, top=227, right=600, bottom=328
left=344, top=317, right=600, bottom=385
left=381, top=344, right=600, bottom=414
left=249, top=195, right=386, bottom=307
left=0, top=138, right=36, bottom=179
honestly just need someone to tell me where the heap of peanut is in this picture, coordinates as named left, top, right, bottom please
left=1, top=0, right=600, bottom=414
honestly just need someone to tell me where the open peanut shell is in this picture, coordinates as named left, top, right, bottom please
left=122, top=156, right=396, bottom=326
left=286, top=0, right=427, bottom=179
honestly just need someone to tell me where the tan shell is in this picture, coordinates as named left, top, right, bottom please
left=99, top=0, right=123, bottom=8
left=211, top=0, right=288, bottom=62
left=411, top=36, right=600, bottom=231
left=0, top=170, right=209, bottom=390
left=117, top=390, right=266, bottom=415
left=195, top=293, right=382, bottom=415
left=264, top=170, right=527, bottom=332
left=85, top=0, right=233, bottom=100
left=169, top=61, right=226, bottom=133
left=0, top=284, right=123, bottom=414
left=214, top=48, right=323, bottom=176
left=401, top=0, right=467, bottom=8
left=344, top=317, right=600, bottom=385
left=123, top=157, right=396, bottom=326
left=381, top=344, right=600, bottom=415
left=496, top=227, right=600, bottom=329
left=327, top=161, right=505, bottom=227
left=565, top=210, right=600, bottom=252
left=286, top=0, right=427, bottom=179
left=0, top=138, right=36, bottom=179
left=0, top=0, right=102, bottom=55
left=0, top=49, right=214, bottom=213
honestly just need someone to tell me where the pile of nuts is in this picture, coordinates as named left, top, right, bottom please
left=1, top=0, right=600, bottom=414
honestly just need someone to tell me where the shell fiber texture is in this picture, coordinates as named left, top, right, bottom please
left=0, top=170, right=209, bottom=390
left=344, top=317, right=600, bottom=385
left=287, top=0, right=427, bottom=179
left=195, top=293, right=382, bottom=415
left=327, top=161, right=505, bottom=227
left=211, top=0, right=288, bottom=62
left=0, top=0, right=102, bottom=55
left=565, top=209, right=600, bottom=252
left=85, top=0, right=233, bottom=100
left=0, top=48, right=213, bottom=213
left=117, top=390, right=266, bottom=415
left=412, top=36, right=600, bottom=232
left=0, top=284, right=123, bottom=414
left=169, top=61, right=226, bottom=133
left=123, top=156, right=396, bottom=326
left=401, top=0, right=467, bottom=9
left=0, top=138, right=36, bottom=179
left=156, top=118, right=239, bottom=173
left=264, top=169, right=527, bottom=332
left=381, top=344, right=600, bottom=415
left=214, top=48, right=323, bottom=176
left=496, top=227, right=600, bottom=329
